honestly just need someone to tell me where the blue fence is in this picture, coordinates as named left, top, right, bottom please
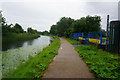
left=73, top=33, right=84, bottom=39
left=73, top=31, right=106, bottom=45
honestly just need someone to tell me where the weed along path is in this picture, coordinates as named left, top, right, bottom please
left=43, top=38, right=95, bottom=78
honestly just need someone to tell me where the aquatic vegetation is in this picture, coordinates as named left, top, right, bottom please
left=1, top=36, right=52, bottom=78
left=5, top=36, right=60, bottom=78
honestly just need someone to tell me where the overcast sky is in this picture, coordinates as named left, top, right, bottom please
left=0, top=0, right=119, bottom=31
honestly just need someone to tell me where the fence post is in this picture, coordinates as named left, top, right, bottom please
left=100, top=31, right=102, bottom=45
left=85, top=38, right=87, bottom=45
left=73, top=33, right=74, bottom=38
left=88, top=32, right=90, bottom=43
left=82, top=32, right=84, bottom=40
left=88, top=32, right=90, bottom=38
left=77, top=33, right=78, bottom=39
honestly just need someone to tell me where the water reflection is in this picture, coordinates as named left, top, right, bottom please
left=27, top=40, right=33, bottom=45
left=50, top=38, right=54, bottom=43
left=1, top=36, right=54, bottom=77
left=2, top=36, right=54, bottom=51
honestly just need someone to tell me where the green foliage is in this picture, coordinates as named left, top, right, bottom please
left=41, top=31, right=49, bottom=35
left=72, top=15, right=101, bottom=33
left=2, top=33, right=40, bottom=44
left=50, top=17, right=74, bottom=37
left=50, top=25, right=57, bottom=35
left=6, top=36, right=60, bottom=78
left=75, top=45, right=119, bottom=79
left=1, top=13, right=40, bottom=44
left=38, top=31, right=49, bottom=35
left=27, top=27, right=38, bottom=34
left=14, top=23, right=24, bottom=33
left=56, top=17, right=74, bottom=37
left=2, top=23, right=25, bottom=34
left=1, top=12, right=39, bottom=35
left=63, top=37, right=81, bottom=45
left=1, top=13, right=39, bottom=35
left=72, top=17, right=86, bottom=33
left=101, top=29, right=106, bottom=37
left=49, top=16, right=101, bottom=38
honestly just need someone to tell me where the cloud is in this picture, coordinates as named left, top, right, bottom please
left=85, top=2, right=118, bottom=30
left=0, top=0, right=119, bottom=2
left=0, top=1, right=118, bottom=31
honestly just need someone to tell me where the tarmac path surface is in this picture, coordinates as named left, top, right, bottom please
left=43, top=38, right=95, bottom=78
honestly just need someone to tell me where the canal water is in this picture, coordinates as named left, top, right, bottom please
left=0, top=36, right=54, bottom=78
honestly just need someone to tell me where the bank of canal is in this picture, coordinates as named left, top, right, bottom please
left=3, top=36, right=60, bottom=78
left=1, top=36, right=54, bottom=78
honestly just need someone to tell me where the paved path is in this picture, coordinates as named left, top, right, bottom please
left=43, top=38, right=95, bottom=78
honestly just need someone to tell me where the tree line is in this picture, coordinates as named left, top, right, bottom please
left=50, top=15, right=101, bottom=37
left=0, top=12, right=38, bottom=36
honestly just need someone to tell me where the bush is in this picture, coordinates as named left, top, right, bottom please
left=75, top=45, right=119, bottom=79
left=2, top=33, right=40, bottom=44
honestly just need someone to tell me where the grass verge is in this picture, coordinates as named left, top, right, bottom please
left=65, top=38, right=119, bottom=79
left=63, top=37, right=81, bottom=45
left=5, top=36, right=60, bottom=79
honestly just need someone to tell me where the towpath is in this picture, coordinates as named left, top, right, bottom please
left=43, top=38, right=95, bottom=78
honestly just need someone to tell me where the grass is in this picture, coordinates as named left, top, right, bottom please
left=2, top=33, right=40, bottom=44
left=65, top=38, right=119, bottom=79
left=5, top=36, right=60, bottom=79
left=63, top=37, right=81, bottom=45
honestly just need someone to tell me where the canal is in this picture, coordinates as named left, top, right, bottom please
left=1, top=36, right=54, bottom=77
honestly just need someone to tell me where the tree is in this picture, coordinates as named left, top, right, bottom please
left=56, top=17, right=74, bottom=37
left=27, top=27, right=38, bottom=34
left=14, top=23, right=24, bottom=33
left=72, top=17, right=86, bottom=33
left=85, top=15, right=101, bottom=32
left=49, top=15, right=101, bottom=38
left=101, top=29, right=106, bottom=37
left=41, top=31, right=49, bottom=35
left=1, top=14, right=24, bottom=34
left=50, top=25, right=57, bottom=35
left=72, top=15, right=101, bottom=33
